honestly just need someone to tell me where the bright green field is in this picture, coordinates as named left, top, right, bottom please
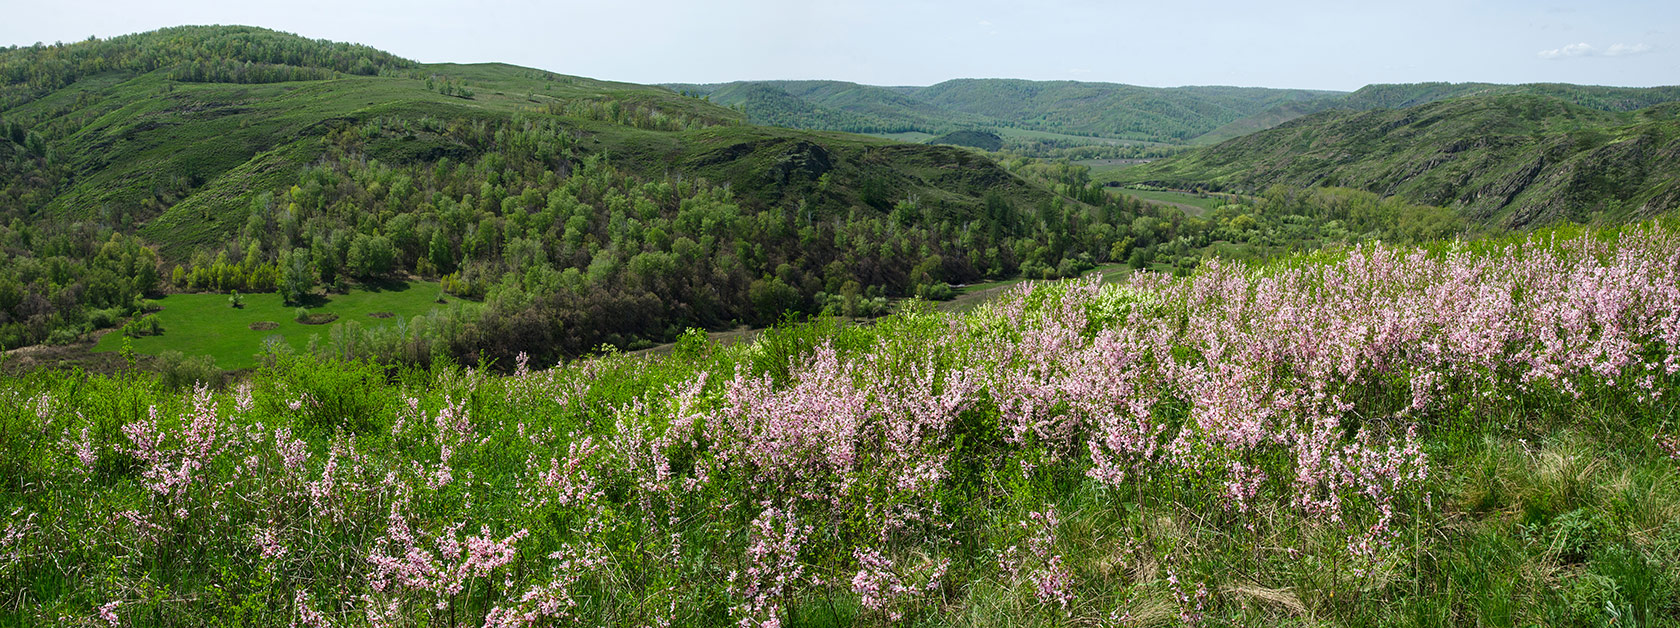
left=92, top=282, right=468, bottom=369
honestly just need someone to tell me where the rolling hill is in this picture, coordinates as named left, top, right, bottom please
left=667, top=78, right=1346, bottom=144
left=907, top=79, right=1342, bottom=143
left=1190, top=81, right=1680, bottom=145
left=0, top=26, right=1102, bottom=360
left=1107, top=93, right=1680, bottom=228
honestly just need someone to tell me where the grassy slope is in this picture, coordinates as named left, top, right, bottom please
left=1111, top=94, right=1680, bottom=228
left=4, top=226, right=1678, bottom=626
left=1192, top=82, right=1680, bottom=147
left=89, top=281, right=466, bottom=369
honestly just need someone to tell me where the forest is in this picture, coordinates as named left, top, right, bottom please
left=0, top=26, right=1467, bottom=369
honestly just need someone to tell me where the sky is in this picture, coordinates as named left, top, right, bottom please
left=3, top=0, right=1676, bottom=91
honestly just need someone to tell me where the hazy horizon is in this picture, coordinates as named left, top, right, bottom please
left=4, top=0, right=1676, bottom=92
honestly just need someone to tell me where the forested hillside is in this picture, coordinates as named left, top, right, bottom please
left=668, top=80, right=983, bottom=135
left=1108, top=94, right=1680, bottom=228
left=669, top=78, right=1345, bottom=144
left=0, top=26, right=1114, bottom=360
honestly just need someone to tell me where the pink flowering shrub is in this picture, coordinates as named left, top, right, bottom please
left=1, top=226, right=1677, bottom=625
left=729, top=504, right=810, bottom=628
left=850, top=546, right=949, bottom=622
left=998, top=507, right=1075, bottom=612
left=366, top=505, right=529, bottom=614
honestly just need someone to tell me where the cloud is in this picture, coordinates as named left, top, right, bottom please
left=1604, top=43, right=1653, bottom=56
left=1538, top=42, right=1653, bottom=59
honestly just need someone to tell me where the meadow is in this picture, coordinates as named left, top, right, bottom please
left=90, top=282, right=466, bottom=370
left=2, top=224, right=1678, bottom=626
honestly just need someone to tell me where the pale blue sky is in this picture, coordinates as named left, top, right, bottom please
left=4, top=0, right=1675, bottom=91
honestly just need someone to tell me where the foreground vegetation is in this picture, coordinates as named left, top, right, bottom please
left=2, top=223, right=1678, bottom=626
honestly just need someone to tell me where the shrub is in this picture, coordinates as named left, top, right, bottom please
left=154, top=350, right=224, bottom=390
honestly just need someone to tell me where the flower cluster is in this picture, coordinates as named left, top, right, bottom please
left=850, top=546, right=949, bottom=621
left=729, top=505, right=810, bottom=628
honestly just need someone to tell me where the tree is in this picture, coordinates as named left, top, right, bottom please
left=347, top=233, right=396, bottom=280
left=278, top=248, right=314, bottom=305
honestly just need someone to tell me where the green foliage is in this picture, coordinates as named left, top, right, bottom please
left=0, top=29, right=1090, bottom=357
left=0, top=25, right=412, bottom=108
left=1115, top=94, right=1680, bottom=228
left=671, top=79, right=1345, bottom=145
left=3, top=228, right=1680, bottom=625
left=927, top=129, right=1002, bottom=151
left=261, top=353, right=391, bottom=435
left=153, top=349, right=223, bottom=389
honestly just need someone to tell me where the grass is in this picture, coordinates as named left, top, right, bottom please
left=90, top=281, right=467, bottom=370
left=4, top=228, right=1680, bottom=626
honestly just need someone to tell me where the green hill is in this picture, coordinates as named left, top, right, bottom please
left=667, top=80, right=983, bottom=134
left=666, top=79, right=1680, bottom=152
left=0, top=26, right=1102, bottom=361
left=1189, top=82, right=1680, bottom=147
left=1339, top=82, right=1680, bottom=112
left=1108, top=94, right=1680, bottom=228
left=668, top=78, right=1346, bottom=145
left=907, top=79, right=1342, bottom=143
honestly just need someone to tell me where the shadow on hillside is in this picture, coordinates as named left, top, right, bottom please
left=356, top=278, right=414, bottom=293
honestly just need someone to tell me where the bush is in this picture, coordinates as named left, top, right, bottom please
left=45, top=327, right=81, bottom=345
left=155, top=350, right=224, bottom=390
left=262, top=354, right=391, bottom=436
left=121, top=315, right=163, bottom=338
left=87, top=308, right=123, bottom=330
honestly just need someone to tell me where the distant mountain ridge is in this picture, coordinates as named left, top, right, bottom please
left=666, top=78, right=1345, bottom=144
left=666, top=79, right=1680, bottom=149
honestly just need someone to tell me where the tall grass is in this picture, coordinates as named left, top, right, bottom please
left=2, top=226, right=1679, bottom=626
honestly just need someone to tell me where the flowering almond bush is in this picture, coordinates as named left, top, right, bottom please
left=1, top=225, right=1678, bottom=626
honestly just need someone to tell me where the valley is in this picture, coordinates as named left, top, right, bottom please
left=1, top=18, right=1678, bottom=628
